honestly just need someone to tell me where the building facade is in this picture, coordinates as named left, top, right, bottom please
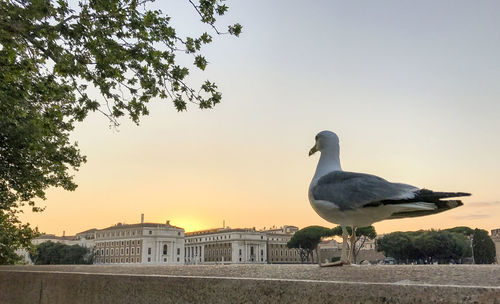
left=266, top=225, right=301, bottom=263
left=185, top=228, right=267, bottom=264
left=94, top=221, right=184, bottom=265
left=184, top=225, right=301, bottom=264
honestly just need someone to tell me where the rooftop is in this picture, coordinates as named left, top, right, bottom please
left=99, top=222, right=184, bottom=231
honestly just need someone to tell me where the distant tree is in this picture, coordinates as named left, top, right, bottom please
left=0, top=211, right=38, bottom=265
left=331, top=225, right=376, bottom=263
left=377, top=229, right=471, bottom=264
left=445, top=226, right=474, bottom=236
left=414, top=230, right=470, bottom=264
left=30, top=241, right=93, bottom=265
left=287, top=226, right=335, bottom=263
left=0, top=0, right=241, bottom=264
left=376, top=232, right=418, bottom=263
left=472, top=229, right=496, bottom=264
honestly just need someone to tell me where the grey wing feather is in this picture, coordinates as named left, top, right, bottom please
left=312, top=171, right=418, bottom=210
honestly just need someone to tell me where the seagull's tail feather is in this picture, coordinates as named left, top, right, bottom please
left=414, top=189, right=471, bottom=202
left=377, top=189, right=468, bottom=220
left=388, top=200, right=464, bottom=219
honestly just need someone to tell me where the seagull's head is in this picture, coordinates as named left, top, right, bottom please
left=309, top=131, right=340, bottom=156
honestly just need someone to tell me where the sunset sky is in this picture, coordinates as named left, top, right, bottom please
left=22, top=0, right=500, bottom=236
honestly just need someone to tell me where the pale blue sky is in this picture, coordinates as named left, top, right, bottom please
left=24, top=1, right=500, bottom=234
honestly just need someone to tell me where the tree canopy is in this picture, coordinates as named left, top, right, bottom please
left=30, top=241, right=93, bottom=264
left=287, top=226, right=335, bottom=263
left=0, top=0, right=241, bottom=264
left=472, top=228, right=496, bottom=264
left=0, top=211, right=37, bottom=264
left=376, top=228, right=474, bottom=264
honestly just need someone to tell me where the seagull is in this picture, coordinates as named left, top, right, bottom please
left=308, top=131, right=470, bottom=265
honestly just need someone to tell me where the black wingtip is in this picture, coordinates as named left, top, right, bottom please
left=418, top=189, right=471, bottom=200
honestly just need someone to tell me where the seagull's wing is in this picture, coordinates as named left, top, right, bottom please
left=311, top=171, right=419, bottom=211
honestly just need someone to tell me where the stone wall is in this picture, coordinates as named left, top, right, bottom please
left=1, top=268, right=498, bottom=304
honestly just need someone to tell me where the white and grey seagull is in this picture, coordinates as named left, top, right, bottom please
left=308, top=131, right=470, bottom=265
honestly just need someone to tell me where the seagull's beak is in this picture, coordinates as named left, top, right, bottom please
left=309, top=144, right=318, bottom=156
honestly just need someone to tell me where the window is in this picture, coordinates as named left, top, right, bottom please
left=120, top=258, right=123, bottom=263
left=261, top=249, right=264, bottom=256
left=147, top=257, right=151, bottom=262
left=131, top=247, right=135, bottom=255
left=149, top=230, right=152, bottom=235
left=101, top=249, right=104, bottom=256
left=125, top=258, right=128, bottom=263
left=137, top=247, right=140, bottom=254
left=121, top=241, right=124, bottom=246
left=177, top=248, right=180, bottom=255
left=126, top=240, right=129, bottom=245
left=177, top=257, right=180, bottom=262
left=120, top=248, right=124, bottom=255
left=110, top=248, right=114, bottom=256
left=164, top=258, right=167, bottom=262
left=126, top=248, right=129, bottom=255
left=148, top=247, right=152, bottom=255
left=132, top=240, right=135, bottom=245
left=239, top=249, right=242, bottom=255
left=163, top=244, right=168, bottom=255
left=105, top=249, right=109, bottom=256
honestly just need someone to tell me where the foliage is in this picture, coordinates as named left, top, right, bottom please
left=472, top=229, right=496, bottom=264
left=413, top=230, right=470, bottom=262
left=376, top=228, right=472, bottom=264
left=376, top=232, right=418, bottom=263
left=444, top=226, right=474, bottom=236
left=0, top=210, right=39, bottom=264
left=30, top=241, right=94, bottom=264
left=287, top=226, right=335, bottom=263
left=0, top=0, right=240, bottom=264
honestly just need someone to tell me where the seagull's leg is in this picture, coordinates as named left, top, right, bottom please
left=341, top=225, right=349, bottom=264
left=349, top=226, right=357, bottom=264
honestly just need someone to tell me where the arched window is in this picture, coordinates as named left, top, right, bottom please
left=163, top=244, right=168, bottom=255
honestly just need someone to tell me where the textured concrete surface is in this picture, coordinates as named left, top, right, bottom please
left=0, top=264, right=499, bottom=303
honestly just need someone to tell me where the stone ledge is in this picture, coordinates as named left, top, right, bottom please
left=1, top=268, right=499, bottom=304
